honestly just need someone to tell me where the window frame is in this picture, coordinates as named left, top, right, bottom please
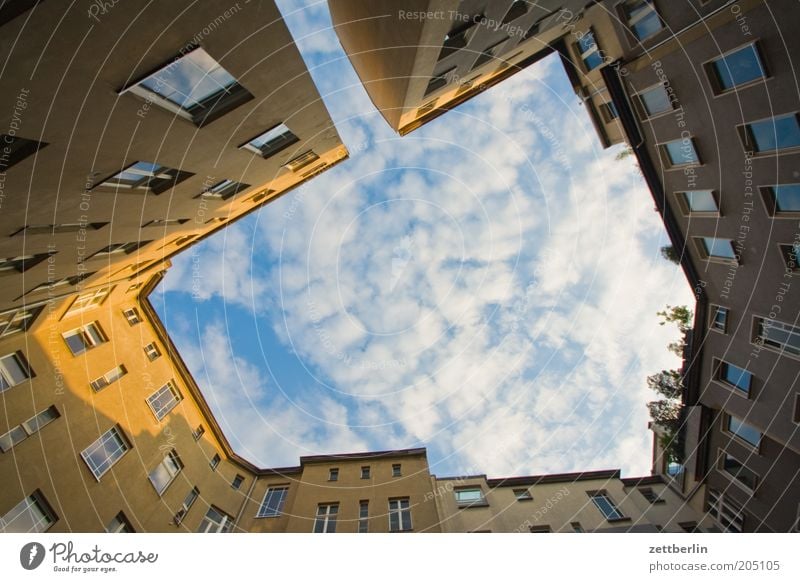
left=123, top=307, right=142, bottom=325
left=328, top=468, right=339, bottom=482
left=62, top=322, right=107, bottom=355
left=760, top=183, right=800, bottom=217
left=90, top=364, right=127, bottom=392
left=709, top=304, right=729, bottom=334
left=737, top=112, right=800, bottom=156
left=197, top=506, right=233, bottom=533
left=64, top=286, right=113, bottom=316
left=313, top=503, right=339, bottom=533
left=256, top=486, right=289, bottom=518
left=717, top=449, right=759, bottom=493
left=693, top=236, right=738, bottom=265
left=358, top=500, right=369, bottom=533
left=576, top=29, right=603, bottom=72
left=146, top=381, right=183, bottom=421
left=388, top=497, right=413, bottom=532
left=622, top=0, right=664, bottom=42
left=119, top=46, right=253, bottom=128
left=454, top=486, right=488, bottom=507
left=240, top=123, right=299, bottom=159
left=144, top=343, right=161, bottom=361
left=391, top=463, right=402, bottom=477
left=704, top=41, right=769, bottom=95
left=588, top=491, right=625, bottom=521
left=80, top=426, right=130, bottom=480
left=92, top=161, right=193, bottom=195
left=0, top=351, right=34, bottom=392
left=0, top=405, right=60, bottom=453
left=674, top=190, right=720, bottom=217
left=713, top=359, right=753, bottom=397
left=752, top=316, right=800, bottom=359
left=658, top=137, right=701, bottom=169
left=724, top=413, right=762, bottom=451
left=514, top=488, right=533, bottom=501
left=0, top=490, right=57, bottom=533
left=148, top=449, right=183, bottom=495
left=779, top=243, right=800, bottom=274
left=106, top=511, right=134, bottom=533
left=360, top=466, right=370, bottom=479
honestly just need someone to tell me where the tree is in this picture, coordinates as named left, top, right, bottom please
left=647, top=399, right=681, bottom=426
left=660, top=245, right=680, bottom=264
left=647, top=370, right=682, bottom=400
left=657, top=304, right=692, bottom=334
left=615, top=146, right=633, bottom=161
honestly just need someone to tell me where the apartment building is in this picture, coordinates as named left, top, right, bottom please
left=432, top=470, right=712, bottom=533
left=329, top=0, right=800, bottom=532
left=0, top=0, right=347, bottom=313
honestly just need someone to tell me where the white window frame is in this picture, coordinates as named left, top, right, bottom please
left=313, top=503, right=339, bottom=533
left=752, top=316, right=800, bottom=359
left=90, top=364, right=127, bottom=392
left=256, top=486, right=289, bottom=518
left=589, top=491, right=625, bottom=520
left=0, top=405, right=59, bottom=453
left=146, top=381, right=182, bottom=421
left=81, top=426, right=129, bottom=480
left=0, top=491, right=56, bottom=533
left=197, top=506, right=233, bottom=533
left=623, top=0, right=663, bottom=41
left=144, top=342, right=161, bottom=361
left=123, top=307, right=141, bottom=325
left=148, top=450, right=183, bottom=495
left=0, top=351, right=33, bottom=392
left=358, top=500, right=369, bottom=533
left=65, top=286, right=113, bottom=316
left=388, top=498, right=412, bottom=532
left=62, top=322, right=106, bottom=355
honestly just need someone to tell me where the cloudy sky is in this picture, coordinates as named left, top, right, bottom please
left=152, top=0, right=693, bottom=479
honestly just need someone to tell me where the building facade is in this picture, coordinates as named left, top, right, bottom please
left=329, top=0, right=800, bottom=532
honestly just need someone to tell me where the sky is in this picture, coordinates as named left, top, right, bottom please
left=152, top=0, right=693, bottom=479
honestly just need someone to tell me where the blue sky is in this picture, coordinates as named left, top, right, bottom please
left=152, top=0, right=693, bottom=478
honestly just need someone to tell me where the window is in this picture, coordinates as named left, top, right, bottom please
left=677, top=190, right=718, bottom=215
left=174, top=234, right=197, bottom=246
left=232, top=475, right=245, bottom=490
left=0, top=252, right=53, bottom=274
left=142, top=218, right=189, bottom=227
left=710, top=305, right=729, bottom=333
left=707, top=488, right=744, bottom=532
left=174, top=487, right=199, bottom=525
left=529, top=525, right=552, bottom=533
left=726, top=414, right=761, bottom=448
left=795, top=393, right=800, bottom=424
left=707, top=43, right=767, bottom=93
left=696, top=237, right=737, bottom=263
left=455, top=487, right=486, bottom=507
left=715, top=360, right=752, bottom=396
left=514, top=488, right=533, bottom=501
left=599, top=101, right=618, bottom=122
left=392, top=463, right=402, bottom=477
left=577, top=30, right=603, bottom=71
left=148, top=450, right=183, bottom=495
left=0, top=306, right=43, bottom=337
left=328, top=468, right=339, bottom=481
left=502, top=0, right=529, bottom=24
left=81, top=426, right=129, bottom=479
left=639, top=488, right=664, bottom=504
left=146, top=382, right=182, bottom=421
left=780, top=243, right=800, bottom=273
left=106, top=512, right=134, bottom=533
left=257, top=487, right=288, bottom=518
left=471, top=38, right=508, bottom=70
left=388, top=498, right=412, bottom=532
left=210, top=454, right=221, bottom=470
left=26, top=272, right=94, bottom=295
left=284, top=150, right=320, bottom=172
left=123, top=308, right=142, bottom=325
left=762, top=184, right=800, bottom=216
left=120, top=47, right=252, bottom=127
left=425, top=66, right=456, bottom=95
left=127, top=283, right=143, bottom=293
left=313, top=503, right=339, bottom=533
left=192, top=425, right=205, bottom=441
left=95, top=161, right=192, bottom=194
left=90, top=241, right=151, bottom=258
left=679, top=521, right=699, bottom=533
left=623, top=0, right=663, bottom=40
left=144, top=343, right=161, bottom=361
left=16, top=222, right=108, bottom=236
left=589, top=492, right=624, bottom=520
left=661, top=137, right=700, bottom=167
left=358, top=501, right=369, bottom=533
left=0, top=352, right=33, bottom=392
left=740, top=114, right=800, bottom=154
left=438, top=15, right=481, bottom=59
left=90, top=365, right=127, bottom=392
left=753, top=317, right=800, bottom=357
left=0, top=405, right=59, bottom=452
left=719, top=451, right=758, bottom=491
left=242, top=123, right=299, bottom=159
left=0, top=491, right=56, bottom=533
left=197, top=506, right=233, bottom=533
left=62, top=322, right=106, bottom=355
left=65, top=287, right=113, bottom=316
left=361, top=466, right=370, bottom=479
left=0, top=135, right=46, bottom=172
left=571, top=522, right=585, bottom=532
left=198, top=179, right=250, bottom=200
